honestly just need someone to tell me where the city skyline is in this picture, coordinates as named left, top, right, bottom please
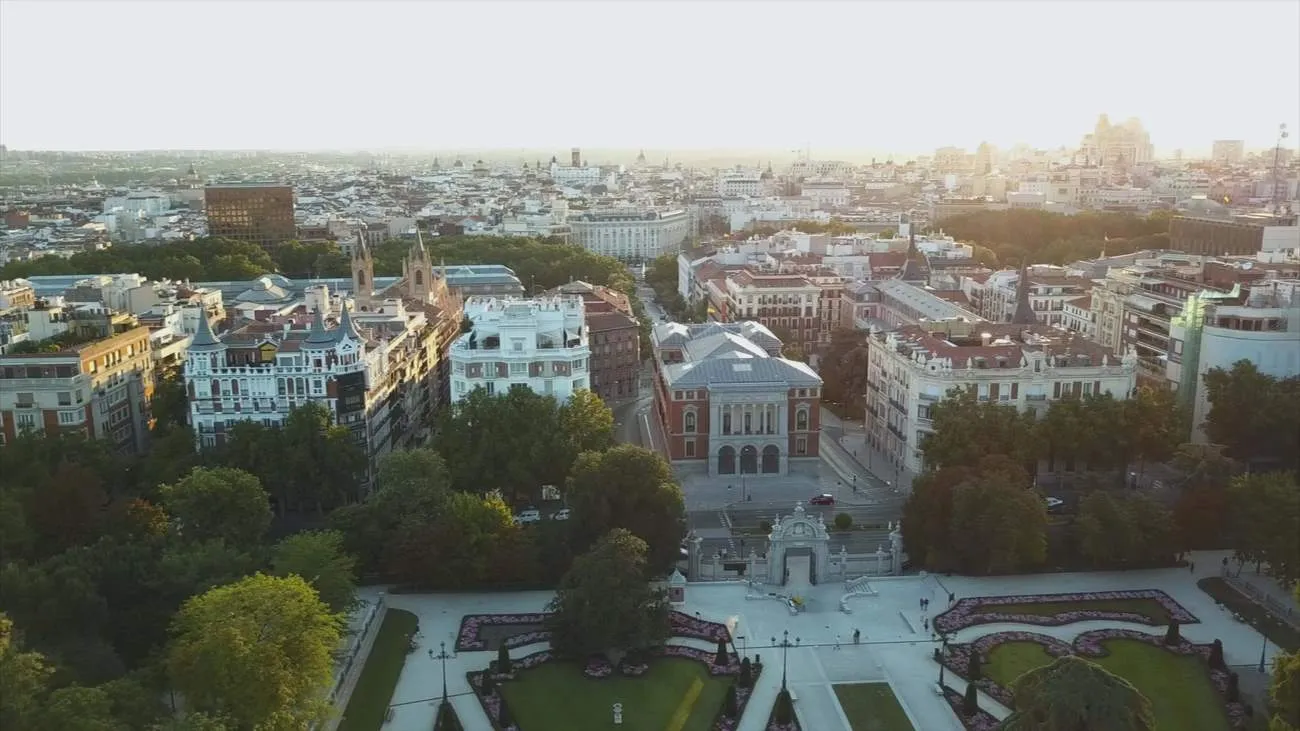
left=0, top=1, right=1297, bottom=155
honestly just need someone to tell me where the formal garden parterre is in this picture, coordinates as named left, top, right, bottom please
left=937, top=627, right=1249, bottom=730
left=463, top=611, right=755, bottom=731
left=457, top=609, right=730, bottom=652
left=933, top=589, right=1200, bottom=633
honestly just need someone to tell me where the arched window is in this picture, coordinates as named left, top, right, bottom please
left=357, top=270, right=366, bottom=286
left=683, top=411, right=696, bottom=433
left=210, top=379, right=219, bottom=397
left=795, top=408, right=809, bottom=431
left=231, top=380, right=239, bottom=396
left=415, top=270, right=424, bottom=286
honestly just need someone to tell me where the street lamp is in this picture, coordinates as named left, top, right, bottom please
left=433, top=640, right=453, bottom=702
left=937, top=632, right=950, bottom=687
left=771, top=630, right=801, bottom=690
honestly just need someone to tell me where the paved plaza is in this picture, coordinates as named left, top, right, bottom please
left=355, top=551, right=1284, bottom=731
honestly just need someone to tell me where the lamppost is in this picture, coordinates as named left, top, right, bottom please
left=738, top=635, right=747, bottom=658
left=1259, top=634, right=1269, bottom=673
left=771, top=630, right=801, bottom=690
left=937, top=632, right=950, bottom=687
left=433, top=640, right=453, bottom=702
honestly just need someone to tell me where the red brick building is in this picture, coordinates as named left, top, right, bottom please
left=651, top=320, right=821, bottom=476
left=546, top=280, right=641, bottom=401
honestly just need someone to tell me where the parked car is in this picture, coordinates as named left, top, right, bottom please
left=513, top=508, right=542, bottom=524
left=1044, top=497, right=1065, bottom=510
left=551, top=508, right=571, bottom=521
left=809, top=493, right=835, bottom=506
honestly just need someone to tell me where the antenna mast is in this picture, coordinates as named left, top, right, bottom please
left=1272, top=123, right=1290, bottom=214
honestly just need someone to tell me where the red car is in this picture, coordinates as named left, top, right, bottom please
left=809, top=494, right=835, bottom=506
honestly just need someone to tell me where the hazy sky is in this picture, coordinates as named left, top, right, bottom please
left=2, top=0, right=1297, bottom=155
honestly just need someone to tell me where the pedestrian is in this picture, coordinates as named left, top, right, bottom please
left=1190, top=562, right=1196, bottom=573
left=949, top=592, right=956, bottom=606
left=427, top=649, right=433, bottom=660
left=853, top=629, right=861, bottom=645
left=834, top=635, right=841, bottom=651
left=923, top=617, right=929, bottom=631
left=919, top=598, right=925, bottom=610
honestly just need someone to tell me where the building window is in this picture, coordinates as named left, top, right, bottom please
left=58, top=410, right=81, bottom=425
left=510, top=362, right=527, bottom=376
left=795, top=437, right=807, bottom=455
left=684, top=411, right=696, bottom=433
left=485, top=381, right=496, bottom=395
left=722, top=411, right=732, bottom=434
left=685, top=440, right=696, bottom=458
left=795, top=408, right=809, bottom=431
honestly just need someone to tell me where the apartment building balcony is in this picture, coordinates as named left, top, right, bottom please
left=887, top=422, right=907, bottom=442
left=889, top=397, right=907, bottom=413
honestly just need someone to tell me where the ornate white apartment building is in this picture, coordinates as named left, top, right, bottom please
left=450, top=295, right=592, bottom=403
left=865, top=321, right=1138, bottom=480
left=569, top=208, right=690, bottom=261
left=185, top=235, right=461, bottom=464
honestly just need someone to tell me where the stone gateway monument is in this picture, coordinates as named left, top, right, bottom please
left=766, top=502, right=830, bottom=586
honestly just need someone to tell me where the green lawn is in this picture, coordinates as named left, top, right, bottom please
left=833, top=683, right=915, bottom=731
left=971, top=598, right=1174, bottom=624
left=337, top=609, right=419, bottom=731
left=500, top=657, right=731, bottom=731
left=985, top=639, right=1230, bottom=731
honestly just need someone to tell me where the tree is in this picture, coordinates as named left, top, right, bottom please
left=738, top=657, right=753, bottom=688
left=948, top=458, right=1047, bottom=574
left=330, top=448, right=453, bottom=577
left=545, top=529, right=670, bottom=660
left=166, top=574, right=341, bottom=731
left=1204, top=361, right=1300, bottom=470
left=1077, top=491, right=1134, bottom=567
left=967, top=651, right=982, bottom=680
left=1003, top=655, right=1155, bottom=731
left=150, top=372, right=190, bottom=433
left=1271, top=585, right=1300, bottom=731
left=566, top=445, right=686, bottom=576
left=1163, top=620, right=1180, bottom=645
left=1208, top=639, right=1225, bottom=670
left=23, top=459, right=110, bottom=557
left=159, top=467, right=271, bottom=547
left=386, top=491, right=520, bottom=589
left=963, top=682, right=979, bottom=716
left=715, top=638, right=729, bottom=666
left=1171, top=443, right=1239, bottom=491
left=1174, top=486, right=1230, bottom=551
left=434, top=387, right=572, bottom=500
left=902, top=464, right=976, bottom=571
left=558, top=390, right=615, bottom=456
left=149, top=712, right=235, bottom=731
left=277, top=403, right=367, bottom=513
left=1042, top=396, right=1089, bottom=487
left=271, top=530, right=359, bottom=613
left=38, top=685, right=130, bottom=731
left=497, top=644, right=512, bottom=674
left=1227, top=472, right=1300, bottom=583
left=774, top=688, right=794, bottom=724
left=1125, top=386, right=1184, bottom=478
left=0, top=613, right=53, bottom=730
left=921, top=389, right=1041, bottom=473
left=818, top=329, right=871, bottom=412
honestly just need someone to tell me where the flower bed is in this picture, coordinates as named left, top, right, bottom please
left=455, top=613, right=548, bottom=652
left=936, top=629, right=1248, bottom=729
left=468, top=646, right=758, bottom=731
left=457, top=610, right=731, bottom=652
left=941, top=685, right=1002, bottom=731
left=933, top=590, right=1199, bottom=633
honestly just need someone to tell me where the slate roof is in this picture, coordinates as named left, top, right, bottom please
left=654, top=320, right=820, bottom=389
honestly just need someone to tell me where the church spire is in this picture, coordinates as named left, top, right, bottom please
left=1011, top=259, right=1038, bottom=325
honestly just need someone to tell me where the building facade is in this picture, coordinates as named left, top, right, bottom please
left=721, top=271, right=823, bottom=355
left=651, top=321, right=822, bottom=476
left=865, top=322, right=1137, bottom=480
left=449, top=295, right=592, bottom=403
left=569, top=208, right=689, bottom=261
left=204, top=184, right=296, bottom=248
left=0, top=326, right=155, bottom=453
left=545, top=280, right=641, bottom=401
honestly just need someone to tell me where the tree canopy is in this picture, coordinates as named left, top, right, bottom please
left=1203, top=360, right=1300, bottom=470
left=545, top=529, right=670, bottom=660
left=1226, top=471, right=1300, bottom=584
left=166, top=574, right=340, bottom=731
left=566, top=444, right=687, bottom=576
left=159, top=467, right=272, bottom=548
left=270, top=530, right=359, bottom=613
left=935, top=209, right=1171, bottom=266
left=433, top=386, right=614, bottom=501
left=1003, top=655, right=1155, bottom=731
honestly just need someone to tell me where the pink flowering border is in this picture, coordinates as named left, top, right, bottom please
left=933, top=590, right=1199, bottom=634
left=937, top=629, right=1248, bottom=729
left=468, top=645, right=757, bottom=731
left=941, top=685, right=1001, bottom=731
left=456, top=610, right=731, bottom=652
